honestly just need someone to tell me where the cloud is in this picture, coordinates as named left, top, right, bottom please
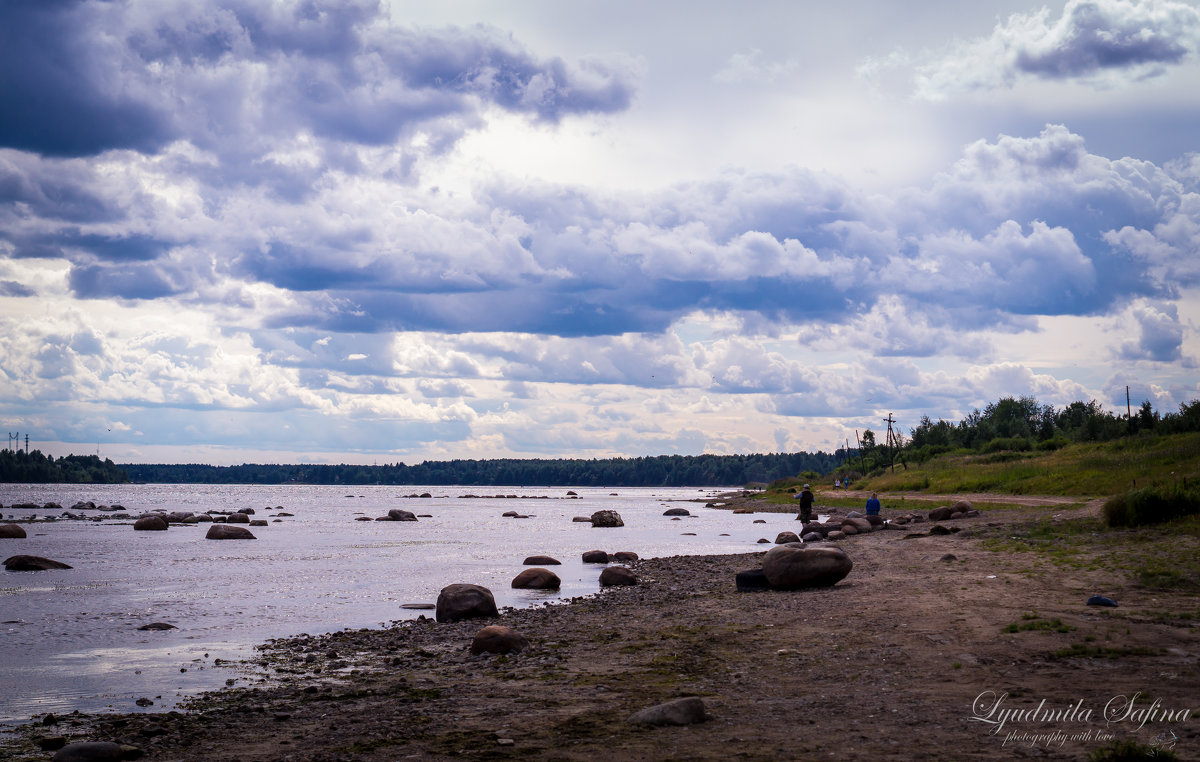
left=899, top=0, right=1200, bottom=99
left=1117, top=299, right=1185, bottom=360
left=0, top=0, right=638, bottom=159
left=713, top=49, right=800, bottom=84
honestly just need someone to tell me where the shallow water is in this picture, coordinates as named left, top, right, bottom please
left=0, top=483, right=804, bottom=724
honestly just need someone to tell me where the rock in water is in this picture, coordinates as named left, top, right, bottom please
left=204, top=525, right=256, bottom=540
left=0, top=524, right=27, bottom=538
left=51, top=741, right=142, bottom=761
left=387, top=509, right=418, bottom=521
left=522, top=555, right=561, bottom=566
left=761, top=546, right=852, bottom=589
left=511, top=567, right=561, bottom=590
left=469, top=625, right=529, bottom=655
left=137, top=622, right=177, bottom=631
left=599, top=566, right=637, bottom=587
left=133, top=515, right=168, bottom=531
left=628, top=697, right=707, bottom=726
left=774, top=531, right=800, bottom=544
left=581, top=550, right=609, bottom=563
left=662, top=507, right=691, bottom=516
left=590, top=510, right=624, bottom=528
left=612, top=551, right=638, bottom=562
left=225, top=512, right=250, bottom=524
left=436, top=583, right=499, bottom=623
left=4, top=555, right=72, bottom=571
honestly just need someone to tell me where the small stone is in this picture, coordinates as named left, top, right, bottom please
left=137, top=622, right=176, bottom=631
left=939, top=554, right=957, bottom=562
left=1086, top=595, right=1118, bottom=607
left=135, top=697, right=154, bottom=706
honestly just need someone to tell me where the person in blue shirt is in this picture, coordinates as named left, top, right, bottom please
left=865, top=492, right=881, bottom=516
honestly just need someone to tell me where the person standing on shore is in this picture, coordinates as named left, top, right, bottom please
left=795, top=484, right=815, bottom=522
left=865, top=492, right=881, bottom=516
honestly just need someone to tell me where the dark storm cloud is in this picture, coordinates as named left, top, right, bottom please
left=0, top=1, right=175, bottom=156
left=0, top=0, right=638, bottom=158
left=68, top=262, right=183, bottom=299
left=0, top=280, right=36, bottom=297
left=1014, top=0, right=1200, bottom=79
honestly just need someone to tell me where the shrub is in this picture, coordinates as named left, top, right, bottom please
left=1036, top=436, right=1070, bottom=451
left=1103, top=484, right=1200, bottom=527
left=982, top=436, right=1033, bottom=453
left=1088, top=738, right=1178, bottom=761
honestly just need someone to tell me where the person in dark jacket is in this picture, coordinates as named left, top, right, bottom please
left=865, top=492, right=881, bottom=516
left=794, top=484, right=815, bottom=522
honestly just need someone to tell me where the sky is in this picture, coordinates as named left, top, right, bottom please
left=1, top=0, right=1199, bottom=466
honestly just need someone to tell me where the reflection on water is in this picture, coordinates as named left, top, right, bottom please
left=0, top=483, right=796, bottom=724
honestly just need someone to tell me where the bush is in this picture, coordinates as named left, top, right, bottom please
left=1036, top=436, right=1070, bottom=451
left=982, top=436, right=1033, bottom=453
left=1103, top=484, right=1200, bottom=527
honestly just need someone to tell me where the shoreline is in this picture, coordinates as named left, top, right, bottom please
left=3, top=500, right=1198, bottom=760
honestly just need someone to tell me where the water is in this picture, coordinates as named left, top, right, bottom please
left=0, top=483, right=800, bottom=725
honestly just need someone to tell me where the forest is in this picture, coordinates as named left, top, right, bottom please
left=120, top=451, right=842, bottom=487
left=0, top=451, right=130, bottom=484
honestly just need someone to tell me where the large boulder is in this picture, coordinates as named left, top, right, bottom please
left=590, top=510, right=624, bottom=528
left=628, top=697, right=707, bottom=726
left=928, top=506, right=953, bottom=521
left=599, top=566, right=637, bottom=587
left=133, top=515, right=168, bottom=531
left=5, top=555, right=72, bottom=571
left=581, top=550, right=609, bottom=563
left=842, top=517, right=872, bottom=533
left=436, top=583, right=499, bottom=623
left=511, top=568, right=561, bottom=590
left=469, top=625, right=529, bottom=655
left=387, top=509, right=418, bottom=522
left=612, top=551, right=639, bottom=562
left=51, top=741, right=143, bottom=762
left=774, top=531, right=801, bottom=544
left=0, top=524, right=27, bottom=539
left=522, top=555, right=561, bottom=566
left=662, top=507, right=691, bottom=516
left=735, top=568, right=771, bottom=592
left=225, top=512, right=250, bottom=524
left=761, top=546, right=853, bottom=590
left=205, top=525, right=256, bottom=540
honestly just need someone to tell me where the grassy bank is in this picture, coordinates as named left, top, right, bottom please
left=854, top=431, right=1200, bottom=496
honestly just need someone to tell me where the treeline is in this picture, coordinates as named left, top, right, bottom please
left=0, top=450, right=130, bottom=483
left=880, top=396, right=1200, bottom=470
left=122, top=451, right=843, bottom=487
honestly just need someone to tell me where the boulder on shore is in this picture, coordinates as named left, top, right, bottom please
left=761, top=546, right=852, bottom=590
left=205, top=525, right=256, bottom=540
left=133, top=515, right=168, bottom=531
left=0, top=524, right=27, bottom=539
left=469, top=625, right=529, bottom=655
left=581, top=550, right=609, bottom=563
left=599, top=566, right=637, bottom=587
left=774, top=531, right=801, bottom=544
left=511, top=567, right=561, bottom=590
left=522, top=555, right=561, bottom=566
left=436, top=583, right=499, bottom=623
left=5, top=555, right=72, bottom=571
left=612, top=551, right=639, bottom=562
left=51, top=741, right=143, bottom=762
left=590, top=510, right=624, bottom=528
left=628, top=697, right=707, bottom=726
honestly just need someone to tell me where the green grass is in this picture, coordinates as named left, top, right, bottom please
left=980, top=514, right=1200, bottom=591
left=1002, top=613, right=1075, bottom=633
left=858, top=431, right=1200, bottom=497
left=1103, top=483, right=1200, bottom=526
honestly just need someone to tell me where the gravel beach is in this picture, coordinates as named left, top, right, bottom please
left=4, top=499, right=1197, bottom=761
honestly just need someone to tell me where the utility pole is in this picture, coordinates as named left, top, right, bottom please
left=1126, top=385, right=1132, bottom=432
left=25, top=433, right=29, bottom=454
left=7, top=432, right=17, bottom=453
left=854, top=429, right=867, bottom=478
left=883, top=414, right=898, bottom=473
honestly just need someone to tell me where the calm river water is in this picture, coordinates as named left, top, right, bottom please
left=0, top=483, right=799, bottom=725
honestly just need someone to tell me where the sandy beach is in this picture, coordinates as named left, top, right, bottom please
left=4, top=498, right=1197, bottom=761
